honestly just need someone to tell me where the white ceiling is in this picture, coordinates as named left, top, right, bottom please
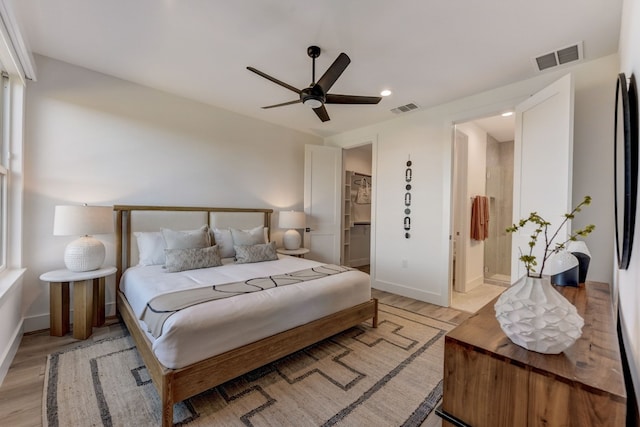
left=8, top=0, right=622, bottom=138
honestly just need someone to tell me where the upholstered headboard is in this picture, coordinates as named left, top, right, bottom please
left=113, top=205, right=273, bottom=280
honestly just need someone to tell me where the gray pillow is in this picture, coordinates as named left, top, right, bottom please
left=161, top=225, right=211, bottom=250
left=164, top=245, right=222, bottom=272
left=234, top=241, right=278, bottom=264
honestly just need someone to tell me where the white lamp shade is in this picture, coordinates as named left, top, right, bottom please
left=53, top=205, right=114, bottom=236
left=53, top=205, right=114, bottom=272
left=278, top=211, right=306, bottom=229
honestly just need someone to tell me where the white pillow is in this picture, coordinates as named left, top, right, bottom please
left=211, top=227, right=234, bottom=258
left=134, top=231, right=166, bottom=266
left=161, top=225, right=211, bottom=250
left=211, top=225, right=267, bottom=259
left=230, top=225, right=265, bottom=246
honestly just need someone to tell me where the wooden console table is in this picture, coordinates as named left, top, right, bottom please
left=439, top=281, right=626, bottom=427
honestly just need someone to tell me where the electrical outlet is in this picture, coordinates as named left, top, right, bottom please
left=402, top=259, right=408, bottom=268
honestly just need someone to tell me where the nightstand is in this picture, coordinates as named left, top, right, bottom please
left=40, top=266, right=117, bottom=340
left=276, top=247, right=310, bottom=258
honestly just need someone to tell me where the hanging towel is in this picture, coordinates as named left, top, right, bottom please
left=470, top=196, right=490, bottom=241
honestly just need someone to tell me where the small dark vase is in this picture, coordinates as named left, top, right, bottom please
left=551, top=265, right=580, bottom=287
left=571, top=252, right=591, bottom=284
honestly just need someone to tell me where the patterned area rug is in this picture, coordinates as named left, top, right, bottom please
left=43, top=303, right=453, bottom=426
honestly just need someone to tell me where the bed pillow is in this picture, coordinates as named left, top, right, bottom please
left=161, top=225, right=211, bottom=250
left=210, top=227, right=234, bottom=258
left=164, top=245, right=223, bottom=273
left=212, top=225, right=267, bottom=258
left=134, top=231, right=166, bottom=265
left=234, top=241, right=278, bottom=264
left=230, top=225, right=266, bottom=246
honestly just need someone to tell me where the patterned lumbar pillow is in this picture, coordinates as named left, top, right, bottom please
left=234, top=241, right=278, bottom=264
left=164, top=245, right=222, bottom=272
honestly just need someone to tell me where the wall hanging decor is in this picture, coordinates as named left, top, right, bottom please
left=404, top=157, right=412, bottom=238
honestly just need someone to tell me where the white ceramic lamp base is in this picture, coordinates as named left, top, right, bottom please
left=283, top=229, right=302, bottom=250
left=64, top=236, right=105, bottom=272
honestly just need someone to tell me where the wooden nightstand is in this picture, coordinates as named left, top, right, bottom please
left=276, top=247, right=310, bottom=258
left=40, top=266, right=117, bottom=340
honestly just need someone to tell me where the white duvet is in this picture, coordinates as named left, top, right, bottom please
left=119, top=255, right=371, bottom=369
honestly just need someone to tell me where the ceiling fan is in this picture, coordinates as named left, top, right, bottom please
left=247, top=46, right=382, bottom=122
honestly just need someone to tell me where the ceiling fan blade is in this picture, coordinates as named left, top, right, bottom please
left=247, top=66, right=301, bottom=94
left=316, top=53, right=350, bottom=93
left=326, top=94, right=382, bottom=104
left=313, top=105, right=330, bottom=122
left=262, top=99, right=302, bottom=109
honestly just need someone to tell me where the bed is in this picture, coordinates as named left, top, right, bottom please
left=114, top=205, right=378, bottom=426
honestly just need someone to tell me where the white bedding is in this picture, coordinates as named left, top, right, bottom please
left=120, top=255, right=371, bottom=369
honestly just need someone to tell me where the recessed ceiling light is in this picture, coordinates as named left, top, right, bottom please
left=380, top=89, right=392, bottom=97
left=501, top=111, right=514, bottom=117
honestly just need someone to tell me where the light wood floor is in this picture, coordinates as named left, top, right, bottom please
left=0, top=289, right=470, bottom=427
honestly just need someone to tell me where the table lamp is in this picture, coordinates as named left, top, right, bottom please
left=53, top=205, right=114, bottom=272
left=279, top=211, right=306, bottom=250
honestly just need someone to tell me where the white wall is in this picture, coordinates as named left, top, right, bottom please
left=617, top=0, right=640, bottom=409
left=22, top=55, right=322, bottom=331
left=326, top=54, right=617, bottom=307
left=455, top=122, right=487, bottom=291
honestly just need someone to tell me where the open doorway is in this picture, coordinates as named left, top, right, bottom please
left=342, top=144, right=372, bottom=272
left=450, top=113, right=514, bottom=312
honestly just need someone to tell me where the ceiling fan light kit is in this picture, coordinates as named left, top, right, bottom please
left=247, top=45, right=382, bottom=122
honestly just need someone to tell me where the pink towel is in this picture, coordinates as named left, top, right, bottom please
left=470, top=196, right=489, bottom=241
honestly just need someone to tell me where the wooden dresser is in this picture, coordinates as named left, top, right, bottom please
left=439, top=281, right=626, bottom=427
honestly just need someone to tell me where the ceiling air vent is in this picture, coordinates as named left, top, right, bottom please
left=391, top=102, right=420, bottom=114
left=533, top=42, right=583, bottom=72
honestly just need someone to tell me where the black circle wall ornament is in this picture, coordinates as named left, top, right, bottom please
left=614, top=72, right=639, bottom=270
left=404, top=156, right=413, bottom=239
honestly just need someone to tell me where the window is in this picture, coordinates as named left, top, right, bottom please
left=0, top=74, right=7, bottom=271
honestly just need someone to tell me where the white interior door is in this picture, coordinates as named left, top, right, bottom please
left=304, top=145, right=342, bottom=264
left=512, top=74, right=574, bottom=282
left=452, top=129, right=468, bottom=292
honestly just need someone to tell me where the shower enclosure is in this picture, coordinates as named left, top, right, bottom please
left=484, top=137, right=514, bottom=286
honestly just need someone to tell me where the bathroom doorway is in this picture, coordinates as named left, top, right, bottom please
left=342, top=144, right=372, bottom=272
left=450, top=113, right=514, bottom=312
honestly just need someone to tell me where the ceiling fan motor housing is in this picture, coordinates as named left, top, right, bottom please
left=301, top=86, right=325, bottom=108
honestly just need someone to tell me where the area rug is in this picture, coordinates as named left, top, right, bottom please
left=43, top=303, right=453, bottom=426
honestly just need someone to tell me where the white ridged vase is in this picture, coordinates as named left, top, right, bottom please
left=494, top=275, right=584, bottom=354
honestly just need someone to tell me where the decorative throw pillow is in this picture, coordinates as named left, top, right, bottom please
left=164, top=245, right=222, bottom=272
left=234, top=241, right=278, bottom=264
left=161, top=225, right=211, bottom=250
left=134, top=231, right=166, bottom=265
left=230, top=225, right=265, bottom=246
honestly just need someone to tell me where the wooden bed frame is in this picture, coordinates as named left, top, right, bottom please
left=113, top=205, right=379, bottom=426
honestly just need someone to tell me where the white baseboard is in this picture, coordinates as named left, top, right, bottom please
left=23, top=301, right=117, bottom=333
left=373, top=279, right=447, bottom=306
left=0, top=318, right=23, bottom=387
